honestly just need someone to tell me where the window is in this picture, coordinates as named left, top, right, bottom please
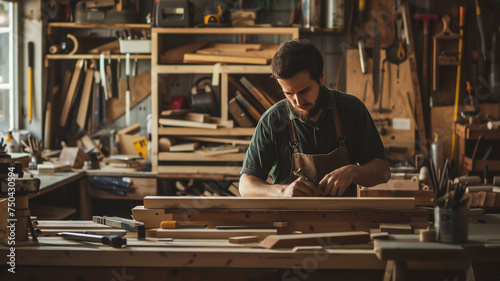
left=0, top=1, right=17, bottom=131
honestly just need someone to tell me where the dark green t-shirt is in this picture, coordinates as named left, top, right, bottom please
left=241, top=87, right=387, bottom=188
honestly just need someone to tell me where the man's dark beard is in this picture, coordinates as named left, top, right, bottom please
left=290, top=87, right=327, bottom=122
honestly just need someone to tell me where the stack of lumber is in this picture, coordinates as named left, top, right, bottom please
left=183, top=43, right=279, bottom=65
left=158, top=110, right=252, bottom=176
left=453, top=176, right=500, bottom=208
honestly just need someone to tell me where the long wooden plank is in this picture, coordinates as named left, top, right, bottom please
left=158, top=118, right=218, bottom=129
left=183, top=53, right=270, bottom=65
left=158, top=127, right=254, bottom=136
left=179, top=136, right=251, bottom=145
left=159, top=152, right=245, bottom=162
left=132, top=206, right=428, bottom=229
left=60, top=59, right=84, bottom=127
left=143, top=196, right=416, bottom=210
left=76, top=68, right=94, bottom=129
left=156, top=229, right=275, bottom=239
left=157, top=166, right=242, bottom=175
left=260, top=231, right=370, bottom=249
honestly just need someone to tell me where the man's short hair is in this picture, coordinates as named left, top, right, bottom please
left=271, top=38, right=324, bottom=84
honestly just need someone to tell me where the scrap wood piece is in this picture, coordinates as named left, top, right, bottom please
left=158, top=118, right=218, bottom=129
left=229, top=235, right=260, bottom=244
left=160, top=40, right=211, bottom=64
left=58, top=147, right=90, bottom=169
left=160, top=109, right=192, bottom=118
left=379, top=223, right=413, bottom=234
left=370, top=232, right=390, bottom=241
left=143, top=196, right=416, bottom=210
left=260, top=231, right=370, bottom=249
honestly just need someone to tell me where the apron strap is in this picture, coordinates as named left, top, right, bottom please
left=284, top=100, right=299, bottom=153
left=285, top=87, right=347, bottom=149
left=331, top=90, right=346, bottom=148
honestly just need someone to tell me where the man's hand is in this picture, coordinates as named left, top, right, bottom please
left=282, top=178, right=321, bottom=197
left=318, top=165, right=354, bottom=196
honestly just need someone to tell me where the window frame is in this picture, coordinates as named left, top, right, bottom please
left=0, top=0, right=18, bottom=131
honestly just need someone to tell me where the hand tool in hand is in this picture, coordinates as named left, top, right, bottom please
left=57, top=232, right=127, bottom=248
left=293, top=168, right=325, bottom=196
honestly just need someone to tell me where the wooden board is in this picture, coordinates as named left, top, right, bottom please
left=379, top=223, right=413, bottom=234
left=156, top=229, right=276, bottom=240
left=229, top=236, right=260, bottom=244
left=183, top=53, right=270, bottom=65
left=143, top=196, right=416, bottom=210
left=157, top=166, right=242, bottom=175
left=179, top=136, right=250, bottom=145
left=239, top=77, right=273, bottom=109
left=132, top=205, right=428, bottom=229
left=346, top=49, right=415, bottom=161
left=76, top=68, right=94, bottom=129
left=158, top=127, right=254, bottom=136
left=60, top=59, right=84, bottom=127
left=159, top=152, right=245, bottom=162
left=260, top=231, right=370, bottom=249
left=159, top=40, right=210, bottom=64
left=358, top=189, right=434, bottom=206
left=158, top=118, right=218, bottom=129
left=169, top=142, right=200, bottom=152
left=229, top=97, right=255, bottom=127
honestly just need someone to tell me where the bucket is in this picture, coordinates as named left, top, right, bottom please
left=434, top=207, right=469, bottom=243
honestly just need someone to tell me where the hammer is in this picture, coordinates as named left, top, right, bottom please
left=414, top=14, right=438, bottom=102
left=57, top=232, right=127, bottom=248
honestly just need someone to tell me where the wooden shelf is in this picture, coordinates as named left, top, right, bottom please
left=153, top=27, right=299, bottom=37
left=47, top=22, right=150, bottom=33
left=156, top=64, right=271, bottom=74
left=463, top=157, right=500, bottom=172
left=454, top=123, right=500, bottom=175
left=46, top=54, right=151, bottom=60
left=151, top=27, right=298, bottom=173
left=158, top=127, right=254, bottom=136
left=299, top=27, right=343, bottom=33
left=454, top=123, right=500, bottom=140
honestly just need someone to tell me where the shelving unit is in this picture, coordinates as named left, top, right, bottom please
left=454, top=123, right=500, bottom=176
left=151, top=27, right=299, bottom=177
left=43, top=21, right=152, bottom=148
left=44, top=22, right=151, bottom=63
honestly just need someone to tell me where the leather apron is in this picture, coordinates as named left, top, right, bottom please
left=286, top=92, right=352, bottom=196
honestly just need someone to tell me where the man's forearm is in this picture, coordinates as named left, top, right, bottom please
left=351, top=158, right=391, bottom=187
left=239, top=174, right=286, bottom=197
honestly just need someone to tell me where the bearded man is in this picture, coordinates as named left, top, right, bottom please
left=239, top=39, right=390, bottom=197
